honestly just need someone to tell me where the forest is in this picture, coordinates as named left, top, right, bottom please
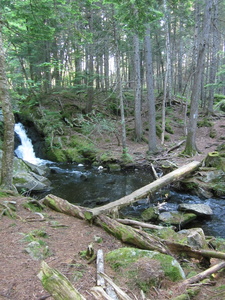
left=0, top=0, right=224, bottom=156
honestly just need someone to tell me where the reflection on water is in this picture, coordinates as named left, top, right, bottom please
left=46, top=163, right=154, bottom=208
left=42, top=163, right=225, bottom=238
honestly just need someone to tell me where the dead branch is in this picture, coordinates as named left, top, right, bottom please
left=181, top=261, right=225, bottom=286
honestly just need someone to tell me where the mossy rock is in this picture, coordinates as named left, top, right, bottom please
left=106, top=247, right=185, bottom=287
left=108, top=163, right=121, bottom=172
left=141, top=207, right=159, bottom=222
left=158, top=211, right=197, bottom=227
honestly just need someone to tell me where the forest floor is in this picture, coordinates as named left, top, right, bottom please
left=1, top=106, right=225, bottom=300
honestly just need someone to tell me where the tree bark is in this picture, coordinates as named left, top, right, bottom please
left=133, top=34, right=142, bottom=141
left=0, top=16, right=16, bottom=191
left=144, top=25, right=157, bottom=153
left=38, top=261, right=86, bottom=300
left=95, top=214, right=170, bottom=255
left=184, top=0, right=213, bottom=156
left=42, top=194, right=89, bottom=220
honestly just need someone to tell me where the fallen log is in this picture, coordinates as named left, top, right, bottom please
left=181, top=261, right=225, bottom=286
left=88, top=161, right=201, bottom=217
left=42, top=194, right=93, bottom=221
left=38, top=261, right=86, bottom=300
left=43, top=195, right=225, bottom=262
left=95, top=214, right=171, bottom=255
left=164, top=240, right=225, bottom=261
left=116, top=218, right=175, bottom=230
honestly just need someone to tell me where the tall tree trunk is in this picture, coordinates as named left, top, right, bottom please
left=163, top=0, right=172, bottom=105
left=144, top=25, right=157, bottom=153
left=85, top=9, right=94, bottom=114
left=207, top=0, right=219, bottom=115
left=0, top=18, right=16, bottom=191
left=133, top=34, right=142, bottom=141
left=112, top=10, right=126, bottom=153
left=184, top=0, right=213, bottom=156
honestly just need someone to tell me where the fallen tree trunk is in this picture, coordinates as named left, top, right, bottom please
left=88, top=161, right=201, bottom=217
left=38, top=261, right=86, bottom=300
left=43, top=195, right=225, bottom=262
left=116, top=218, right=175, bottom=230
left=95, top=214, right=171, bottom=255
left=42, top=194, right=93, bottom=220
left=164, top=240, right=225, bottom=261
left=181, top=261, right=225, bottom=285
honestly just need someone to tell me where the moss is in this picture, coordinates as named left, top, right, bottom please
left=106, top=248, right=185, bottom=284
left=141, top=207, right=159, bottom=222
left=209, top=128, right=217, bottom=138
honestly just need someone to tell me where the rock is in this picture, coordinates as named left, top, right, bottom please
left=178, top=203, right=213, bottom=216
left=0, top=151, right=51, bottom=192
left=25, top=241, right=50, bottom=260
left=158, top=211, right=197, bottom=227
left=141, top=207, right=159, bottom=222
left=106, top=247, right=185, bottom=287
left=23, top=160, right=50, bottom=176
left=178, top=228, right=208, bottom=249
left=13, top=171, right=51, bottom=192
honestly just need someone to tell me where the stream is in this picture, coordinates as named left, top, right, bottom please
left=15, top=123, right=225, bottom=238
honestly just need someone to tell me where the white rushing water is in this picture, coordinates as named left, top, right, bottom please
left=14, top=123, right=45, bottom=165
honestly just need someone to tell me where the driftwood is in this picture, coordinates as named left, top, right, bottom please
left=100, top=273, right=133, bottom=300
left=97, top=249, right=105, bottom=287
left=37, top=261, right=86, bottom=300
left=88, top=161, right=201, bottom=217
left=91, top=286, right=115, bottom=300
left=95, top=249, right=119, bottom=300
left=181, top=261, right=225, bottom=286
left=116, top=218, right=175, bottom=230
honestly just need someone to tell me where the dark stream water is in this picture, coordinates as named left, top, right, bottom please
left=43, top=162, right=225, bottom=238
left=15, top=122, right=225, bottom=239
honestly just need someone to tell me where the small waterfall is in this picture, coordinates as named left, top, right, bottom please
left=14, top=123, right=44, bottom=165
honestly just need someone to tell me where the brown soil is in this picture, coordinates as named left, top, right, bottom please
left=1, top=111, right=225, bottom=300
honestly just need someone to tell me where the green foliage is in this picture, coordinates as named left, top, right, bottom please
left=197, top=118, right=213, bottom=128
left=165, top=121, right=174, bottom=134
left=22, top=200, right=44, bottom=212
left=214, top=99, right=225, bottom=112
left=81, top=113, right=116, bottom=136
left=121, top=150, right=134, bottom=164
left=156, top=124, right=162, bottom=137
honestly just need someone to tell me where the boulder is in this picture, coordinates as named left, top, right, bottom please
left=177, top=228, right=208, bottom=250
left=158, top=211, right=197, bottom=227
left=178, top=203, right=213, bottom=216
left=106, top=247, right=185, bottom=289
left=0, top=150, right=51, bottom=192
